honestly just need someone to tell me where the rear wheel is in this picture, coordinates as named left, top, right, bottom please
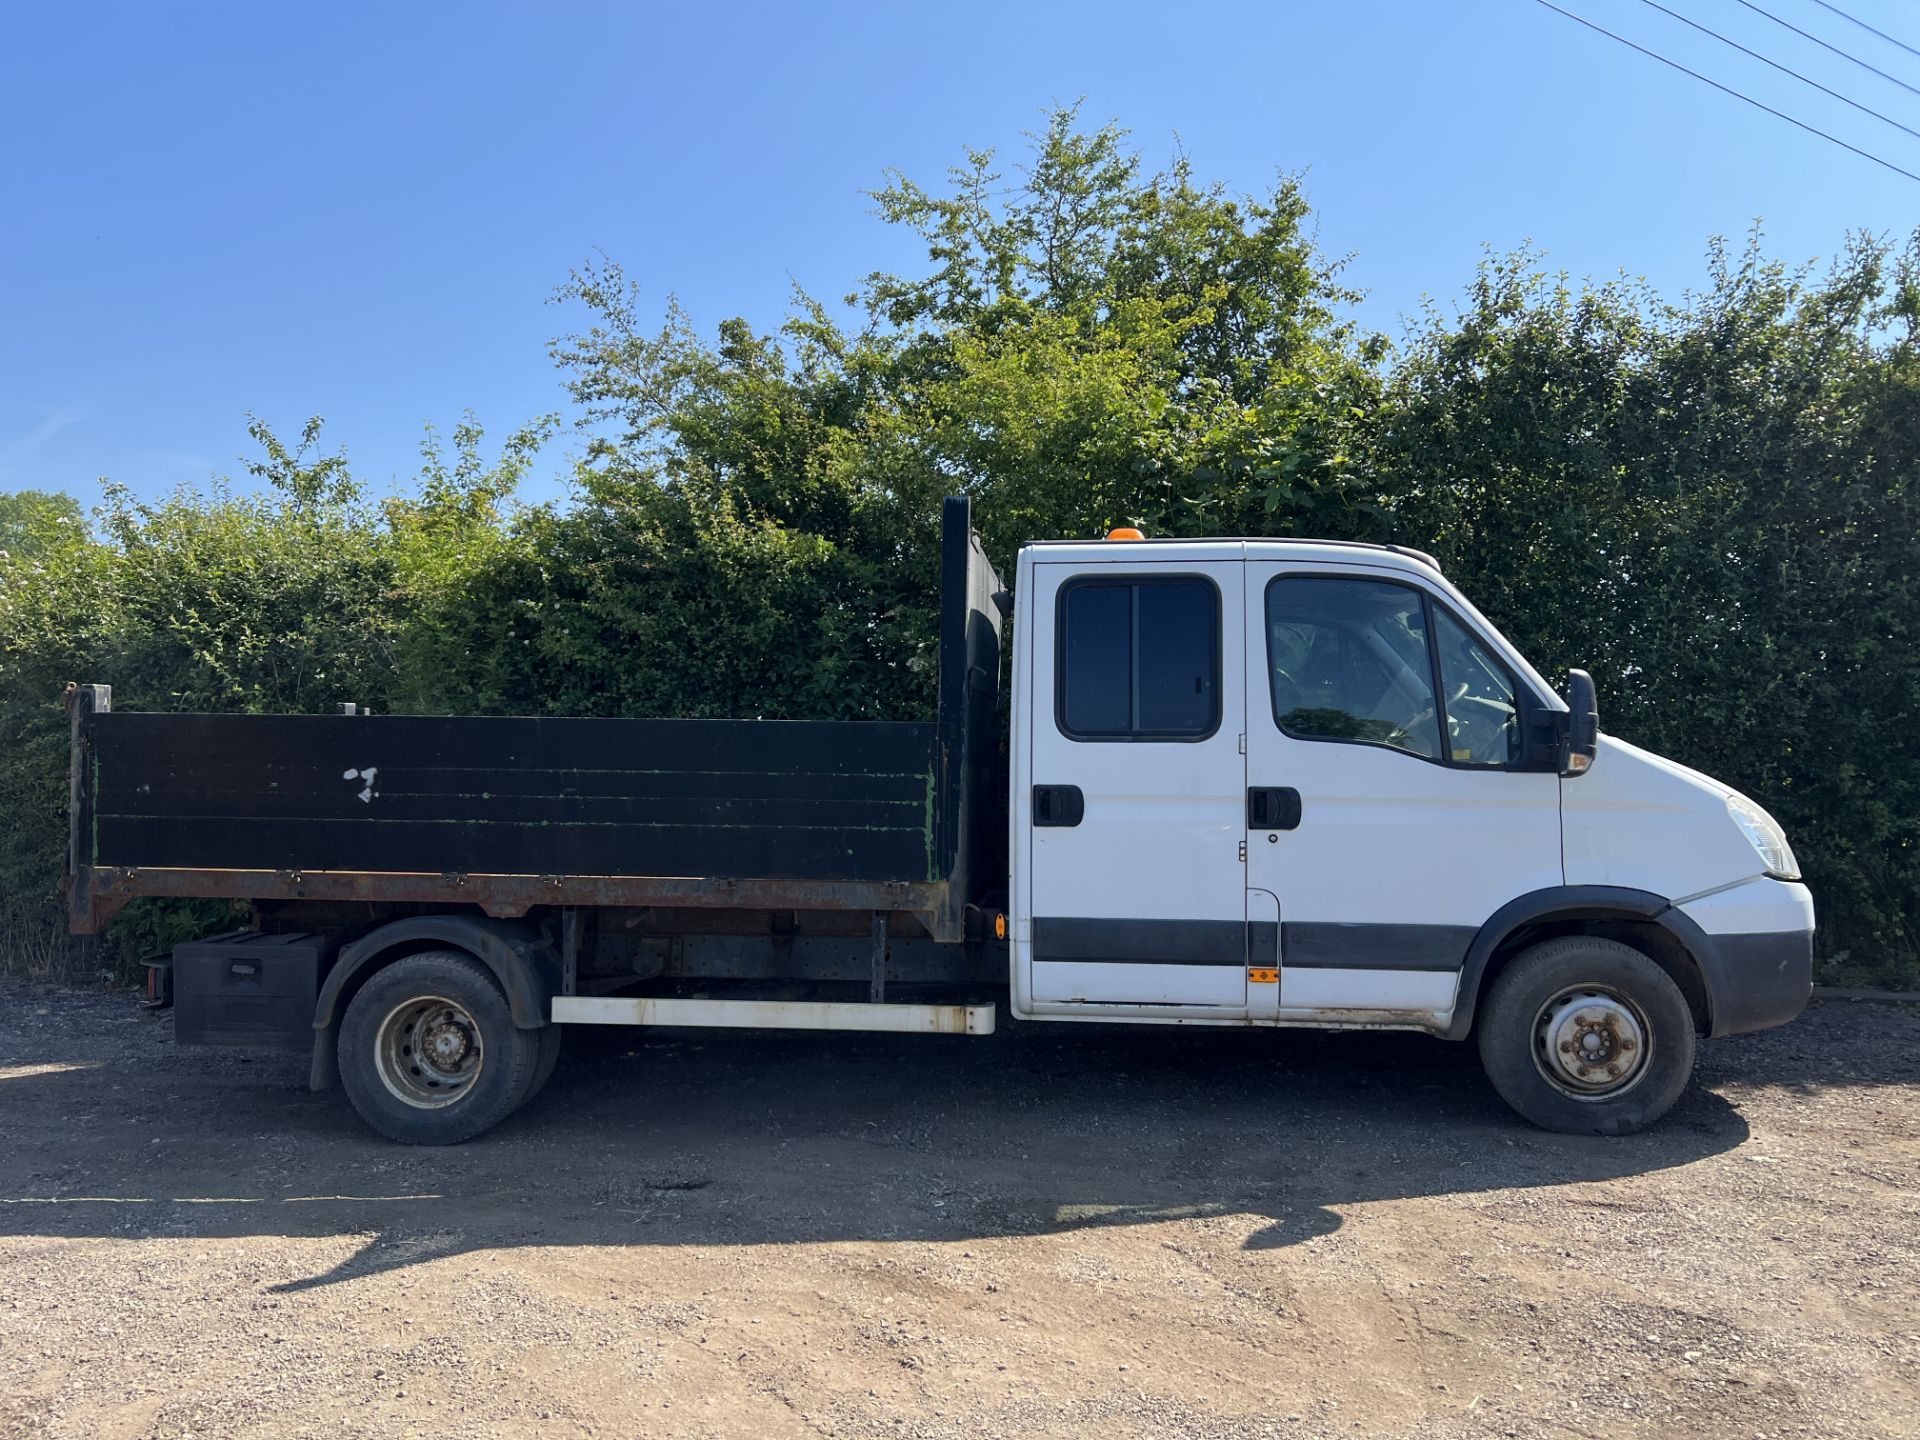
left=1476, top=936, right=1696, bottom=1136
left=339, top=950, right=539, bottom=1144
left=515, top=1022, right=562, bottom=1113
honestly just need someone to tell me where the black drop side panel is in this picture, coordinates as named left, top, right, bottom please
left=90, top=713, right=939, bottom=883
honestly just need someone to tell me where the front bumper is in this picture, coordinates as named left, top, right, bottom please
left=1679, top=879, right=1815, bottom=1037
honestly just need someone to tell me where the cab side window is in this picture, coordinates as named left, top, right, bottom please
left=1434, top=606, right=1523, bottom=766
left=1265, top=577, right=1442, bottom=759
left=1059, top=577, right=1219, bottom=740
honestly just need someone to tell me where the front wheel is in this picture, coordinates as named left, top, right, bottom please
left=338, top=950, right=540, bottom=1144
left=1476, top=936, right=1697, bottom=1136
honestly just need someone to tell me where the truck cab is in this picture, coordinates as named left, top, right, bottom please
left=1010, top=532, right=1814, bottom=1133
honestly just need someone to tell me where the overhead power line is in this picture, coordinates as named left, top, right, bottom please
left=1530, top=0, right=1920, bottom=184
left=1809, top=0, right=1920, bottom=63
left=1635, top=0, right=1920, bottom=140
left=1733, top=0, right=1920, bottom=100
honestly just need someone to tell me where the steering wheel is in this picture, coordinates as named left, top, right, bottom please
left=1387, top=682, right=1467, bottom=753
left=1450, top=693, right=1517, bottom=765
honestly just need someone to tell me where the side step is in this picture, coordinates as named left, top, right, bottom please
left=550, top=996, right=996, bottom=1036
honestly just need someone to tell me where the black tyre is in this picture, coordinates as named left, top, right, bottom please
left=513, top=1022, right=562, bottom=1114
left=338, top=950, right=539, bottom=1144
left=1476, top=936, right=1697, bottom=1136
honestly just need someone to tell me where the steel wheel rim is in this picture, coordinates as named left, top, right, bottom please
left=374, top=994, right=484, bottom=1109
left=1530, top=984, right=1652, bottom=1101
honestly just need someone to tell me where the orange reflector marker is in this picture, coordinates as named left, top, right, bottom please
left=1248, top=967, right=1279, bottom=985
left=1106, top=526, right=1145, bottom=541
left=993, top=913, right=1008, bottom=941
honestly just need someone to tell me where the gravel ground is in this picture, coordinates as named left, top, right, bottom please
left=0, top=988, right=1916, bottom=1440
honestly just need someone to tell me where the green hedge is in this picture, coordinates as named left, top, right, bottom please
left=2, top=111, right=1914, bottom=985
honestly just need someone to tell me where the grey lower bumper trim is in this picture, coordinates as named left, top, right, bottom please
left=1701, top=929, right=1814, bottom=1037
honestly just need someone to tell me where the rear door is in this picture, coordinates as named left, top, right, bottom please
left=1023, top=556, right=1248, bottom=1009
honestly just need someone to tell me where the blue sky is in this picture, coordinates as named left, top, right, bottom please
left=2, top=0, right=1914, bottom=509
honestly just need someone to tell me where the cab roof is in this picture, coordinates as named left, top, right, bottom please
left=1021, top=536, right=1444, bottom=575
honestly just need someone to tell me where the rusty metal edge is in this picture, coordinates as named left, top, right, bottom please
left=76, top=866, right=952, bottom=933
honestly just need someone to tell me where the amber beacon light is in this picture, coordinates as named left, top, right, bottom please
left=1106, top=526, right=1145, bottom=541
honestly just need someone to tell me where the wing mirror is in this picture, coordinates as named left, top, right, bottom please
left=1562, top=668, right=1599, bottom=776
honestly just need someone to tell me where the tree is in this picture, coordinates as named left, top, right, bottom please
left=1378, top=231, right=1920, bottom=978
left=0, top=489, right=88, bottom=561
left=529, top=106, right=1381, bottom=730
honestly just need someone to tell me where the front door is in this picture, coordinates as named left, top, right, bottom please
left=1025, top=559, right=1248, bottom=1009
left=1242, top=563, right=1563, bottom=1018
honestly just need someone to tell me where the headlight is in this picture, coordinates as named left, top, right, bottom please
left=1727, top=793, right=1800, bottom=880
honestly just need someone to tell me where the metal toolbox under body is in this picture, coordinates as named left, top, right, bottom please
left=173, top=930, right=326, bottom=1048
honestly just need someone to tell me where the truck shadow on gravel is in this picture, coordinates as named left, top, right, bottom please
left=0, top=996, right=1814, bottom=1292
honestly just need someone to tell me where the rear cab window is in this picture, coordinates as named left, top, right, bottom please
left=1058, top=576, right=1220, bottom=741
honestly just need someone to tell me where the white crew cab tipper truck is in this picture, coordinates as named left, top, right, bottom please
left=64, top=498, right=1814, bottom=1143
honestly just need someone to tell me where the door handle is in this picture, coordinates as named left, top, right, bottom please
left=1247, top=786, right=1302, bottom=830
left=1032, top=784, right=1085, bottom=827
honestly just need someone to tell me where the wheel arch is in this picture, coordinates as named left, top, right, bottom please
left=1446, top=886, right=1720, bottom=1042
left=309, top=914, right=557, bottom=1091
